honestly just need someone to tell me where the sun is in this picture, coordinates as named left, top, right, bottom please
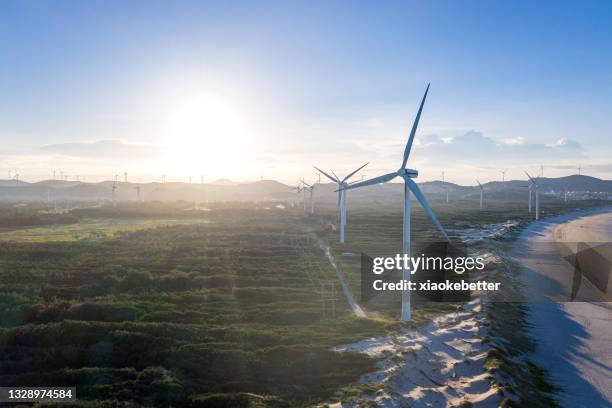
left=161, top=92, right=253, bottom=179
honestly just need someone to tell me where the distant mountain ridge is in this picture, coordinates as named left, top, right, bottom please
left=0, top=175, right=609, bottom=203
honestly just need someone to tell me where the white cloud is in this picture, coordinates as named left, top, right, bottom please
left=413, top=131, right=584, bottom=166
left=41, top=140, right=162, bottom=159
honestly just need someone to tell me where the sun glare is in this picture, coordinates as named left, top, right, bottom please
left=161, top=93, right=253, bottom=179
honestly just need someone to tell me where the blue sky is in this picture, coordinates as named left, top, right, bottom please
left=1, top=1, right=611, bottom=183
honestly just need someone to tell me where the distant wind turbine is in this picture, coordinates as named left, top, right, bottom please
left=111, top=181, right=117, bottom=207
left=292, top=182, right=304, bottom=210
left=500, top=169, right=507, bottom=183
left=525, top=171, right=539, bottom=220
left=442, top=171, right=449, bottom=203
left=476, top=179, right=484, bottom=209
left=577, top=164, right=582, bottom=176
left=528, top=183, right=532, bottom=213
left=301, top=180, right=315, bottom=214
left=341, top=84, right=449, bottom=322
left=314, top=162, right=369, bottom=243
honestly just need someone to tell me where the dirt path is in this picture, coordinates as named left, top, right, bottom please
left=319, top=238, right=366, bottom=318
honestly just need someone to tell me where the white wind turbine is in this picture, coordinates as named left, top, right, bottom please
left=341, top=84, right=449, bottom=322
left=525, top=171, right=539, bottom=220
left=291, top=182, right=304, bottom=210
left=301, top=180, right=315, bottom=214
left=476, top=179, right=484, bottom=209
left=111, top=181, right=117, bottom=207
left=442, top=171, right=449, bottom=203
left=314, top=162, right=369, bottom=243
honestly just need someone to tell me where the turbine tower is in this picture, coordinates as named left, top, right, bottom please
left=500, top=169, right=507, bottom=183
left=577, top=164, right=582, bottom=175
left=135, top=184, right=141, bottom=202
left=341, top=84, right=449, bottom=322
left=111, top=181, right=117, bottom=207
left=442, top=171, right=449, bottom=203
left=301, top=180, right=315, bottom=214
left=476, top=179, right=484, bottom=209
left=292, top=182, right=304, bottom=210
left=528, top=183, right=532, bottom=213
left=525, top=172, right=539, bottom=220
left=314, top=162, right=369, bottom=243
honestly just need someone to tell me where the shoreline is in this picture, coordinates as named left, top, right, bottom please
left=513, top=206, right=612, bottom=407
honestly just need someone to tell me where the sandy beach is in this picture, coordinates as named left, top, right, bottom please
left=513, top=206, right=612, bottom=407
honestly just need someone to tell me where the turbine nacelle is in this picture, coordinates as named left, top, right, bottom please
left=398, top=168, right=418, bottom=178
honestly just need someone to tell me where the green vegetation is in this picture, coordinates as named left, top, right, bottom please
left=0, top=204, right=388, bottom=407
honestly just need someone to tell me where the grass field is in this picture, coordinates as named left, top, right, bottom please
left=0, top=204, right=389, bottom=407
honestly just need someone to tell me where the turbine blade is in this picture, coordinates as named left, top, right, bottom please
left=342, top=162, right=369, bottom=183
left=401, top=83, right=430, bottom=168
left=338, top=172, right=398, bottom=191
left=524, top=171, right=536, bottom=185
left=314, top=166, right=339, bottom=183
left=476, top=179, right=482, bottom=187
left=331, top=169, right=340, bottom=181
left=406, top=178, right=449, bottom=241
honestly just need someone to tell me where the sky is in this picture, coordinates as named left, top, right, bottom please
left=1, top=0, right=611, bottom=185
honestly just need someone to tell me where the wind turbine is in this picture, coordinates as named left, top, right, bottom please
left=442, top=171, right=449, bottom=203
left=528, top=183, right=532, bottom=213
left=314, top=162, right=369, bottom=243
left=476, top=179, right=484, bottom=209
left=500, top=169, right=507, bottom=183
left=525, top=171, right=539, bottom=220
left=340, top=84, right=449, bottom=322
left=577, top=164, right=582, bottom=176
left=135, top=184, right=141, bottom=202
left=301, top=180, right=315, bottom=214
left=293, top=180, right=306, bottom=212
left=111, top=181, right=117, bottom=207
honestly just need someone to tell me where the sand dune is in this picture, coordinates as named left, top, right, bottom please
left=332, top=301, right=504, bottom=407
